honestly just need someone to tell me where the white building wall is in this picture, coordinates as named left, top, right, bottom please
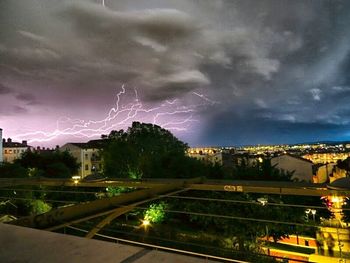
left=3, top=147, right=27, bottom=163
left=315, top=163, right=335, bottom=183
left=59, top=143, right=101, bottom=178
left=271, top=155, right=313, bottom=182
left=81, top=148, right=101, bottom=177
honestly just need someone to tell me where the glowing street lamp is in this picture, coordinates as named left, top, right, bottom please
left=72, top=176, right=80, bottom=185
left=257, top=197, right=268, bottom=206
left=310, top=209, right=317, bottom=221
left=141, top=219, right=150, bottom=228
left=257, top=197, right=269, bottom=240
left=305, top=209, right=311, bottom=222
left=305, top=209, right=316, bottom=222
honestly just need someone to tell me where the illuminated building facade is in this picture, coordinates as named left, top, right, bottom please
left=271, top=154, right=313, bottom=182
left=60, top=140, right=105, bottom=178
left=314, top=163, right=336, bottom=184
left=2, top=138, right=30, bottom=163
left=187, top=147, right=235, bottom=167
left=302, top=153, right=350, bottom=164
left=187, top=147, right=223, bottom=165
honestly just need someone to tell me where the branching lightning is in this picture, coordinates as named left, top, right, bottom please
left=12, top=85, right=215, bottom=145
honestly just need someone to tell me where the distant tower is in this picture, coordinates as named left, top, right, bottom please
left=0, top=128, right=2, bottom=163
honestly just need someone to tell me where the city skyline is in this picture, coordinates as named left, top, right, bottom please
left=1, top=0, right=350, bottom=147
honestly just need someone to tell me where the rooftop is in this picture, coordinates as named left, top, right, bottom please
left=2, top=138, right=28, bottom=148
left=67, top=139, right=109, bottom=149
left=271, top=153, right=313, bottom=164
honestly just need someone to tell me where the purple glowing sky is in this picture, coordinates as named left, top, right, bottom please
left=1, top=0, right=350, bottom=147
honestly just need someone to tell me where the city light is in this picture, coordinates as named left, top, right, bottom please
left=142, top=219, right=150, bottom=228
left=72, top=176, right=81, bottom=185
left=311, top=209, right=316, bottom=221
left=257, top=197, right=268, bottom=206
left=305, top=209, right=317, bottom=221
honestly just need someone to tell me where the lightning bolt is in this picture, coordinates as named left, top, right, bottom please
left=12, top=85, right=214, bottom=145
left=192, top=92, right=219, bottom=105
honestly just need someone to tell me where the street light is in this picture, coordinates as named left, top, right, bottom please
left=257, top=198, right=269, bottom=241
left=305, top=209, right=311, bottom=221
left=305, top=209, right=316, bottom=222
left=141, top=218, right=150, bottom=231
left=142, top=219, right=150, bottom=227
left=72, top=175, right=80, bottom=185
left=311, top=209, right=317, bottom=221
left=257, top=197, right=268, bottom=206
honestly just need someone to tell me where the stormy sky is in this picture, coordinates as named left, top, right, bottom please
left=1, top=0, right=350, bottom=147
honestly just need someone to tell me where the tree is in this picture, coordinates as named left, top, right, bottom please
left=102, top=122, right=205, bottom=179
left=102, top=138, right=139, bottom=178
left=0, top=162, right=28, bottom=178
left=15, top=150, right=79, bottom=178
left=336, top=157, right=350, bottom=177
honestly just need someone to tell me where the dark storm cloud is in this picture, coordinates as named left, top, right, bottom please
left=0, top=0, right=292, bottom=102
left=1, top=0, right=350, bottom=145
left=202, top=109, right=348, bottom=146
left=56, top=1, right=286, bottom=100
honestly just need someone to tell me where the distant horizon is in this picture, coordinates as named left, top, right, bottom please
left=2, top=125, right=349, bottom=149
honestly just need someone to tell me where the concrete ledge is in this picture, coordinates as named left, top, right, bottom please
left=0, top=223, right=142, bottom=263
left=0, top=223, right=219, bottom=263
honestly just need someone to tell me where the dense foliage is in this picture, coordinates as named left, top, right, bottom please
left=102, top=122, right=216, bottom=178
left=144, top=202, right=168, bottom=224
left=0, top=150, right=79, bottom=217
left=14, top=150, right=79, bottom=178
left=0, top=162, right=28, bottom=178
